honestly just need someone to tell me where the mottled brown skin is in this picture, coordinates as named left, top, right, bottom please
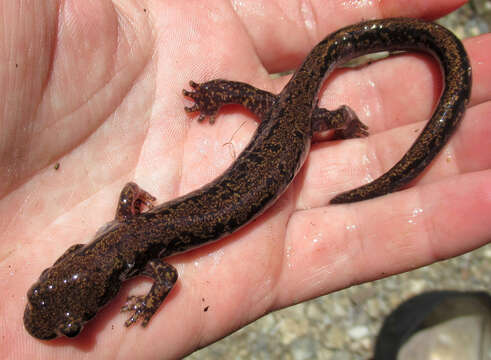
left=24, top=18, right=471, bottom=340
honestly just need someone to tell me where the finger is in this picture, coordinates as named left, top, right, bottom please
left=275, top=169, right=491, bottom=307
left=466, top=34, right=491, bottom=106
left=234, top=0, right=467, bottom=72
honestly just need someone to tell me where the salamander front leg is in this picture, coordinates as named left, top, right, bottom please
left=312, top=105, right=369, bottom=139
left=121, top=259, right=178, bottom=327
left=183, top=79, right=276, bottom=123
left=115, top=182, right=157, bottom=222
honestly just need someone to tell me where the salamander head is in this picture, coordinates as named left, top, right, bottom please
left=24, top=262, right=100, bottom=340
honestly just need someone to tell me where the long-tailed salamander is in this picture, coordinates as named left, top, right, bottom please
left=24, top=18, right=471, bottom=339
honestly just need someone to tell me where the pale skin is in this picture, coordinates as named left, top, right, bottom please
left=1, top=0, right=490, bottom=359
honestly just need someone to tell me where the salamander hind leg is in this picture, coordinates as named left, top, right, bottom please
left=183, top=79, right=276, bottom=123
left=121, top=260, right=178, bottom=327
left=115, top=182, right=157, bottom=222
left=312, top=105, right=368, bottom=139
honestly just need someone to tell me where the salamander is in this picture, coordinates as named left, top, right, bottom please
left=24, top=18, right=471, bottom=339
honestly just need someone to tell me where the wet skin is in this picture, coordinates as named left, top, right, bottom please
left=24, top=18, right=471, bottom=340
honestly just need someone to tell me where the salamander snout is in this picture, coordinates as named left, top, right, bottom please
left=23, top=264, right=97, bottom=340
left=23, top=277, right=86, bottom=340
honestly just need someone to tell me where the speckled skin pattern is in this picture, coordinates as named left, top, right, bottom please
left=24, top=18, right=471, bottom=339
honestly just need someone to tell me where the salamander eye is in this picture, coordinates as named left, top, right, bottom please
left=26, top=285, right=44, bottom=304
left=58, top=321, right=82, bottom=338
left=40, top=267, right=51, bottom=279
left=26, top=286, right=36, bottom=299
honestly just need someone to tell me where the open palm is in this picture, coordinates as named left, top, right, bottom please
left=1, top=0, right=490, bottom=359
